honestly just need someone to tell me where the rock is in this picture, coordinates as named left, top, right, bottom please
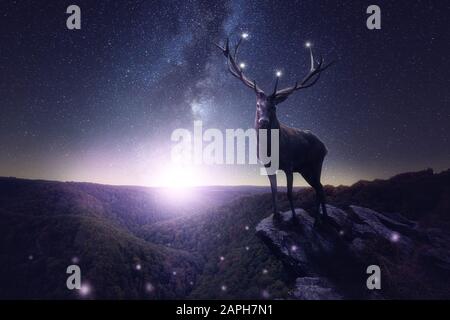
left=255, top=209, right=316, bottom=275
left=419, top=228, right=450, bottom=272
left=255, top=204, right=431, bottom=299
left=291, top=277, right=343, bottom=300
left=256, top=208, right=353, bottom=276
left=349, top=206, right=415, bottom=254
left=350, top=205, right=420, bottom=238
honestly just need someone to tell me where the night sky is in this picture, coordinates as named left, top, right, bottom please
left=0, top=0, right=449, bottom=187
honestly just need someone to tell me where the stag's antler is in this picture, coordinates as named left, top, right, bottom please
left=215, top=38, right=264, bottom=94
left=270, top=46, right=334, bottom=103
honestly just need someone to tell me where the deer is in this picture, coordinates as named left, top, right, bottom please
left=216, top=37, right=334, bottom=225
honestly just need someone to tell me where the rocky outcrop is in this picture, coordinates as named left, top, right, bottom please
left=256, top=204, right=450, bottom=299
left=292, top=277, right=343, bottom=300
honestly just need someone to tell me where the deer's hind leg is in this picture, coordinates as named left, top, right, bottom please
left=285, top=170, right=298, bottom=224
left=268, top=174, right=281, bottom=221
left=300, top=161, right=327, bottom=220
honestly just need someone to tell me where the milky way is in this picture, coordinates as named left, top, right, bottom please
left=0, top=0, right=448, bottom=186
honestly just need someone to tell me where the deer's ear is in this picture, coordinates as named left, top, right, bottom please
left=256, top=91, right=265, bottom=99
left=270, top=94, right=289, bottom=105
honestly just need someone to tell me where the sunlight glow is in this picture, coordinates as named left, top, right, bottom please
left=154, top=164, right=200, bottom=188
left=152, top=164, right=201, bottom=203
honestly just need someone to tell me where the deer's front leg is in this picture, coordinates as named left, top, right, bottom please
left=268, top=174, right=280, bottom=221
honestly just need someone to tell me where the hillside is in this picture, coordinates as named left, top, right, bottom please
left=0, top=168, right=449, bottom=299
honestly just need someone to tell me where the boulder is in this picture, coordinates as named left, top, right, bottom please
left=255, top=204, right=433, bottom=299
left=291, top=277, right=343, bottom=300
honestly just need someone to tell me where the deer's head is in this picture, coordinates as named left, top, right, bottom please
left=216, top=37, right=333, bottom=129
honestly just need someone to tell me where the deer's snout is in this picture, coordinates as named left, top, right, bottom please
left=258, top=117, right=270, bottom=128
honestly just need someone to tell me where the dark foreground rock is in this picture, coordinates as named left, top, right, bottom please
left=256, top=205, right=450, bottom=299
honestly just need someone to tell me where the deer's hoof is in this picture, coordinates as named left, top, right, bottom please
left=273, top=213, right=282, bottom=222
left=313, top=216, right=325, bottom=229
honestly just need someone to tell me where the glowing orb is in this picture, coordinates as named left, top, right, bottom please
left=135, top=263, right=142, bottom=271
left=276, top=70, right=282, bottom=77
left=390, top=232, right=400, bottom=242
left=79, top=283, right=91, bottom=297
left=241, top=32, right=249, bottom=39
left=145, top=282, right=154, bottom=292
left=305, top=41, right=311, bottom=48
left=221, top=285, right=227, bottom=291
left=239, top=62, right=246, bottom=69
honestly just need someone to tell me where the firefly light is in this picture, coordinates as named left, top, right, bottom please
left=241, top=32, right=249, bottom=39
left=145, top=282, right=154, bottom=292
left=390, top=232, right=400, bottom=242
left=79, top=283, right=91, bottom=297
left=239, top=62, right=246, bottom=69
left=305, top=41, right=311, bottom=48
left=276, top=70, right=282, bottom=77
left=262, top=290, right=270, bottom=298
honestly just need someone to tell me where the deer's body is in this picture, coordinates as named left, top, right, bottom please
left=256, top=112, right=327, bottom=169
left=275, top=125, right=327, bottom=173
left=217, top=36, right=333, bottom=224
left=255, top=104, right=328, bottom=223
